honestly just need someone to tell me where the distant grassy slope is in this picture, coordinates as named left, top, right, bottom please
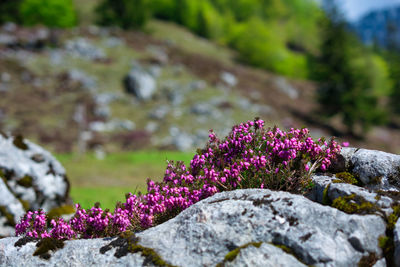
left=148, top=20, right=237, bottom=65
left=73, top=0, right=100, bottom=26
left=56, top=150, right=194, bottom=209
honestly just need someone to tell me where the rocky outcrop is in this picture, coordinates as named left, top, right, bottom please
left=1, top=147, right=400, bottom=266
left=0, top=134, right=71, bottom=237
left=331, top=147, right=400, bottom=191
left=0, top=189, right=389, bottom=266
left=124, top=66, right=157, bottom=101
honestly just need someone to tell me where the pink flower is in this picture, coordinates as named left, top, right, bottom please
left=14, top=119, right=342, bottom=241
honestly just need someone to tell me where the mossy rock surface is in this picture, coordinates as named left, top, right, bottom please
left=217, top=242, right=262, bottom=266
left=33, top=238, right=65, bottom=260
left=16, top=175, right=33, bottom=188
left=335, top=172, right=359, bottom=185
left=0, top=206, right=15, bottom=226
left=331, top=194, right=381, bottom=215
left=12, top=135, right=28, bottom=150
left=100, top=231, right=176, bottom=267
left=47, top=205, right=75, bottom=220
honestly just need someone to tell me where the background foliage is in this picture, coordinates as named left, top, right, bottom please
left=19, top=0, right=77, bottom=28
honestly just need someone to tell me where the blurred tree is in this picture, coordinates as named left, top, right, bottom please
left=20, top=0, right=77, bottom=28
left=0, top=0, right=22, bottom=24
left=389, top=56, right=400, bottom=115
left=96, top=0, right=149, bottom=29
left=149, top=0, right=175, bottom=21
left=174, top=0, right=187, bottom=25
left=314, top=1, right=385, bottom=136
left=384, top=23, right=400, bottom=115
left=139, top=0, right=323, bottom=78
left=196, top=8, right=210, bottom=38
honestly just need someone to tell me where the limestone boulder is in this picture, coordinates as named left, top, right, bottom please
left=0, top=189, right=388, bottom=266
left=0, top=134, right=71, bottom=237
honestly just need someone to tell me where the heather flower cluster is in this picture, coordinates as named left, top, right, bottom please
left=15, top=119, right=341, bottom=240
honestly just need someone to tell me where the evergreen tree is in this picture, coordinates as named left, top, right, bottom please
left=382, top=20, right=400, bottom=116
left=314, top=1, right=385, bottom=136
left=196, top=8, right=209, bottom=38
left=96, top=0, right=149, bottom=30
left=174, top=0, right=187, bottom=25
left=0, top=0, right=22, bottom=24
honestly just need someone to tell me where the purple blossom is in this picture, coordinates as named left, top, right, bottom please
left=15, top=119, right=342, bottom=240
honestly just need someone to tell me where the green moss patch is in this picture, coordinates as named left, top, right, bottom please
left=322, top=183, right=331, bottom=205
left=357, top=252, right=378, bottom=267
left=47, top=205, right=76, bottom=221
left=0, top=205, right=15, bottom=226
left=18, top=198, right=30, bottom=211
left=17, top=175, right=33, bottom=188
left=31, top=153, right=45, bottom=163
left=331, top=194, right=381, bottom=215
left=13, top=135, right=28, bottom=150
left=100, top=231, right=176, bottom=267
left=378, top=235, right=394, bottom=265
left=14, top=236, right=38, bottom=247
left=269, top=243, right=310, bottom=266
left=216, top=242, right=262, bottom=266
left=33, top=238, right=65, bottom=260
left=335, top=172, right=359, bottom=185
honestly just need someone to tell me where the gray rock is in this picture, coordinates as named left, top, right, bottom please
left=171, top=132, right=194, bottom=151
left=67, top=69, right=97, bottom=91
left=138, top=189, right=386, bottom=267
left=0, top=33, right=16, bottom=46
left=2, top=22, right=17, bottom=33
left=1, top=72, right=11, bottom=83
left=149, top=105, right=170, bottom=120
left=88, top=25, right=100, bottom=36
left=309, top=175, right=393, bottom=216
left=0, top=135, right=70, bottom=236
left=220, top=71, right=238, bottom=87
left=166, top=90, right=184, bottom=105
left=190, top=102, right=213, bottom=116
left=373, top=259, right=387, bottom=267
left=237, top=98, right=252, bottom=110
left=124, top=67, right=157, bottom=101
left=0, top=179, right=25, bottom=237
left=89, top=119, right=135, bottom=133
left=147, top=45, right=168, bottom=65
left=104, top=37, right=124, bottom=48
left=351, top=149, right=400, bottom=190
left=0, top=237, right=146, bottom=267
left=108, top=119, right=135, bottom=131
left=94, top=93, right=119, bottom=105
left=189, top=80, right=206, bottom=91
left=333, top=148, right=400, bottom=191
left=193, top=129, right=209, bottom=148
left=145, top=121, right=159, bottom=133
left=172, top=64, right=185, bottom=76
left=275, top=77, right=299, bottom=99
left=94, top=105, right=111, bottom=119
left=0, top=83, right=9, bottom=93
left=254, top=104, right=274, bottom=115
left=65, top=38, right=106, bottom=61
left=222, top=242, right=306, bottom=267
left=148, top=65, right=162, bottom=78
left=307, top=175, right=336, bottom=203
left=49, top=50, right=64, bottom=65
left=0, top=189, right=387, bottom=266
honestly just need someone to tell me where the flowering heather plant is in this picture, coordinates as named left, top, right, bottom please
left=15, top=119, right=341, bottom=240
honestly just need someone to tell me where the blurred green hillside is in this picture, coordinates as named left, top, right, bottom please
left=93, top=0, right=398, bottom=136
